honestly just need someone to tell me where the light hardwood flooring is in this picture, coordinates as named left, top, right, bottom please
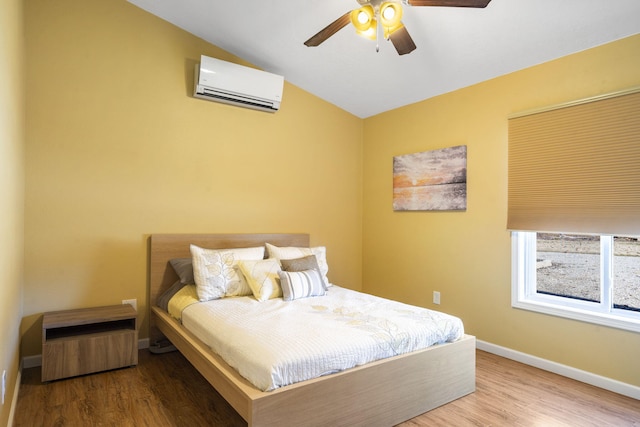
left=14, top=350, right=640, bottom=426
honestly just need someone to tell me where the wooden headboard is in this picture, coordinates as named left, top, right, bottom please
left=148, top=233, right=310, bottom=342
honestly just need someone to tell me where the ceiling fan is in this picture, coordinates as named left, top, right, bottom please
left=304, top=0, right=492, bottom=55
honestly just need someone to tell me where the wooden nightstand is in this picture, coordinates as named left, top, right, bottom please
left=42, top=304, right=138, bottom=382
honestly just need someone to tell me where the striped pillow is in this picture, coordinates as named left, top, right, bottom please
left=278, top=269, right=326, bottom=301
left=280, top=255, right=328, bottom=290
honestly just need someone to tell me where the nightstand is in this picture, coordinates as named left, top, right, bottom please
left=41, top=304, right=138, bottom=381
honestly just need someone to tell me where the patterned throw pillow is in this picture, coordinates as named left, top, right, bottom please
left=278, top=269, right=326, bottom=301
left=237, top=258, right=282, bottom=301
left=190, top=245, right=265, bottom=301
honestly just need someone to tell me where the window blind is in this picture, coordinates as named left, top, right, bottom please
left=508, top=88, right=640, bottom=236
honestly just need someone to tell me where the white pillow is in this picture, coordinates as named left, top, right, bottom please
left=190, top=245, right=265, bottom=301
left=237, top=258, right=282, bottom=301
left=265, top=243, right=330, bottom=287
left=278, top=269, right=326, bottom=301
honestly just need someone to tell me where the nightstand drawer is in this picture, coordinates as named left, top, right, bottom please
left=42, top=305, right=138, bottom=381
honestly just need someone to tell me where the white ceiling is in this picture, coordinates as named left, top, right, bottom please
left=127, top=0, right=640, bottom=118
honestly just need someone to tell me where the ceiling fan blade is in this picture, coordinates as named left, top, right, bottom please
left=304, top=12, right=351, bottom=47
left=389, top=26, right=417, bottom=55
left=407, top=0, right=491, bottom=7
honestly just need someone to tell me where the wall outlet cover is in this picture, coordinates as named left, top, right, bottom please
left=122, top=299, right=137, bottom=312
left=433, top=291, right=441, bottom=305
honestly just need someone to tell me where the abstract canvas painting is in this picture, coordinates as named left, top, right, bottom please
left=393, top=145, right=467, bottom=211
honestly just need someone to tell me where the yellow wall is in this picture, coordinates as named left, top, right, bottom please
left=19, top=0, right=640, bottom=397
left=362, top=34, right=640, bottom=387
left=22, top=0, right=363, bottom=355
left=0, top=0, right=25, bottom=422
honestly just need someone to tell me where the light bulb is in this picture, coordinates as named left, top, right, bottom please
left=382, top=7, right=395, bottom=20
left=357, top=11, right=369, bottom=24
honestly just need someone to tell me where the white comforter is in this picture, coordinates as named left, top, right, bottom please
left=179, top=286, right=464, bottom=391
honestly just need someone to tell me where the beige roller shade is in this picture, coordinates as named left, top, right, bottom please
left=508, top=88, right=640, bottom=235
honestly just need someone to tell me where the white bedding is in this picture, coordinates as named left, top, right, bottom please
left=177, top=286, right=464, bottom=391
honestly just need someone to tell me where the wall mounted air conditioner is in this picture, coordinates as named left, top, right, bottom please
left=194, top=55, right=284, bottom=113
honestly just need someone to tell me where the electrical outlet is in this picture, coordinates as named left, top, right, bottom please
left=2, top=369, right=6, bottom=405
left=122, top=299, right=137, bottom=311
left=433, top=291, right=441, bottom=305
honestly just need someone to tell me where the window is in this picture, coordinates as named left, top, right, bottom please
left=512, top=231, right=640, bottom=332
left=508, top=89, right=640, bottom=332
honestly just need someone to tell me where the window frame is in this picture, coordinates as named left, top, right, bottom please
left=511, top=231, right=640, bottom=333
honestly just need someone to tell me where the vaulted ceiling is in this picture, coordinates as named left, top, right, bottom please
left=128, top=0, right=640, bottom=118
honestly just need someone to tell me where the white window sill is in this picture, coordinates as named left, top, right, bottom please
left=512, top=298, right=640, bottom=333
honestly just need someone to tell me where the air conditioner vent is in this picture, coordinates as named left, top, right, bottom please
left=194, top=55, right=284, bottom=113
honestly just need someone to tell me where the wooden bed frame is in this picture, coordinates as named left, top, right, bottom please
left=149, top=233, right=475, bottom=427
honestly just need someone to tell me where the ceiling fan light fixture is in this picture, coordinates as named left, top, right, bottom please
left=350, top=5, right=377, bottom=39
left=380, top=2, right=402, bottom=27
left=305, top=0, right=492, bottom=54
left=358, top=22, right=377, bottom=40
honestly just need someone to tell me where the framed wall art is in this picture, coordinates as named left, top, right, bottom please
left=393, top=145, right=467, bottom=211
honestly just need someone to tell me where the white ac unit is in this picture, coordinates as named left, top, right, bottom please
left=194, top=55, right=284, bottom=113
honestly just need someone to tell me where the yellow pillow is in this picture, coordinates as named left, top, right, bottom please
left=167, top=284, right=199, bottom=321
left=238, top=258, right=282, bottom=301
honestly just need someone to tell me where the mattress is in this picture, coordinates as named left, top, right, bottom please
left=175, top=286, right=464, bottom=391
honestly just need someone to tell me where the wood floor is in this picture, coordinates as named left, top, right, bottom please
left=14, top=349, right=640, bottom=427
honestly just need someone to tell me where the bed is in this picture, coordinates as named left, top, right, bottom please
left=149, top=233, right=475, bottom=427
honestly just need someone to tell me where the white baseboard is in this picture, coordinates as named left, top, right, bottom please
left=138, top=337, right=150, bottom=349
left=21, top=354, right=41, bottom=370
left=22, top=338, right=150, bottom=369
left=477, top=339, right=640, bottom=400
